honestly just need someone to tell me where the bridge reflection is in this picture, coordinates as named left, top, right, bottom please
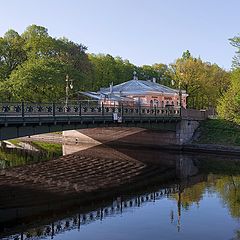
left=0, top=137, right=210, bottom=239
left=2, top=183, right=183, bottom=240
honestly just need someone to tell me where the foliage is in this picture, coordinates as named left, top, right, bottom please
left=229, top=35, right=240, bottom=68
left=170, top=51, right=230, bottom=109
left=88, top=54, right=135, bottom=90
left=31, top=141, right=62, bottom=155
left=8, top=58, right=84, bottom=102
left=196, top=119, right=240, bottom=146
left=0, top=141, right=62, bottom=169
left=216, top=35, right=240, bottom=124
left=0, top=29, right=27, bottom=80
left=170, top=159, right=240, bottom=220
left=0, top=25, right=231, bottom=108
left=0, top=25, right=92, bottom=102
left=89, top=53, right=174, bottom=92
left=215, top=175, right=240, bottom=219
left=217, top=69, right=240, bottom=124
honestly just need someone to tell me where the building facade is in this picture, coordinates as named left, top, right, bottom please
left=81, top=76, right=188, bottom=108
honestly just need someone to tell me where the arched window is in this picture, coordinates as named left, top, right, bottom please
left=150, top=100, right=153, bottom=107
left=162, top=101, right=164, bottom=107
left=171, top=101, right=174, bottom=106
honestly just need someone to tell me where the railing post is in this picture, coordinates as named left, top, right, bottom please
left=79, top=101, right=82, bottom=116
left=21, top=102, right=24, bottom=118
left=101, top=102, right=104, bottom=116
left=121, top=103, right=124, bottom=120
left=52, top=102, right=55, bottom=117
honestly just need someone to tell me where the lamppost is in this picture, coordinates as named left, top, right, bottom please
left=65, top=74, right=73, bottom=108
left=178, top=72, right=184, bottom=109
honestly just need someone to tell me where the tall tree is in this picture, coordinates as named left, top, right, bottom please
left=171, top=52, right=230, bottom=109
left=229, top=35, right=240, bottom=68
left=217, top=69, right=240, bottom=123
left=0, top=30, right=27, bottom=79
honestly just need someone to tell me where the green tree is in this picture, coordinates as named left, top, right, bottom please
left=0, top=30, right=27, bottom=79
left=229, top=35, right=240, bottom=68
left=171, top=52, right=230, bottom=109
left=88, top=54, right=135, bottom=90
left=7, top=58, right=84, bottom=102
left=21, top=25, right=57, bottom=59
left=217, top=69, right=240, bottom=123
left=0, top=25, right=92, bottom=101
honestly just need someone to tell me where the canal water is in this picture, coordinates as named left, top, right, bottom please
left=1, top=142, right=240, bottom=240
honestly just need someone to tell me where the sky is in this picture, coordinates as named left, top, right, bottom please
left=0, top=0, right=239, bottom=69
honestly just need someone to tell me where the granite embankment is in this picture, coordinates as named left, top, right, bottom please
left=16, top=126, right=240, bottom=156
left=0, top=144, right=175, bottom=210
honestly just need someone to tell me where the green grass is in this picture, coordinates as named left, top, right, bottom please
left=196, top=119, right=240, bottom=146
left=8, top=139, right=21, bottom=146
left=31, top=141, right=62, bottom=155
left=53, top=131, right=62, bottom=135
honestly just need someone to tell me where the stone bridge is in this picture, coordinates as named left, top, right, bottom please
left=0, top=101, right=210, bottom=144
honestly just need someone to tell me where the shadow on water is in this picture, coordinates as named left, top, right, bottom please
left=1, top=141, right=240, bottom=239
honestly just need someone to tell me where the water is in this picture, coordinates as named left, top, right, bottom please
left=1, top=142, right=240, bottom=240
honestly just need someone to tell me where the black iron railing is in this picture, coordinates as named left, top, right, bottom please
left=0, top=101, right=181, bottom=118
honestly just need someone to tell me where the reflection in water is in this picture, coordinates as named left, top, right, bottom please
left=1, top=141, right=240, bottom=239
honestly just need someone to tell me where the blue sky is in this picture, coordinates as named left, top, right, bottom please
left=0, top=0, right=239, bottom=69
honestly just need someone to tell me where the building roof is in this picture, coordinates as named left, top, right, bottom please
left=80, top=78, right=187, bottom=100
left=99, top=79, right=186, bottom=96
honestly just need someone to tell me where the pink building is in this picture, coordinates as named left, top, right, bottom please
left=81, top=76, right=188, bottom=108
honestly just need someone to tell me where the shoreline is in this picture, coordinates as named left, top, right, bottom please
left=13, top=133, right=240, bottom=157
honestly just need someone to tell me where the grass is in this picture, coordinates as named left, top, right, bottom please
left=53, top=131, right=62, bottom=135
left=8, top=139, right=21, bottom=146
left=195, top=119, right=240, bottom=146
left=0, top=141, right=62, bottom=168
left=31, top=141, right=62, bottom=155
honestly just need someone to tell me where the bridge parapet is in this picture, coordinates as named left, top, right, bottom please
left=181, top=108, right=213, bottom=121
left=0, top=101, right=181, bottom=140
left=0, top=101, right=181, bottom=118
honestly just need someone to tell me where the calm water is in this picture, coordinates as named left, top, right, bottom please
left=1, top=143, right=240, bottom=240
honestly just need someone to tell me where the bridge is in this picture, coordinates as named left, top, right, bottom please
left=0, top=101, right=183, bottom=141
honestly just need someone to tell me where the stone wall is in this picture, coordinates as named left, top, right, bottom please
left=176, top=120, right=200, bottom=145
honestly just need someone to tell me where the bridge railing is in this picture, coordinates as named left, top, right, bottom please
left=0, top=102, right=181, bottom=118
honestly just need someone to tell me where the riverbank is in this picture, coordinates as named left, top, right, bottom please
left=193, top=119, right=240, bottom=146
left=5, top=119, right=240, bottom=157
left=0, top=144, right=178, bottom=236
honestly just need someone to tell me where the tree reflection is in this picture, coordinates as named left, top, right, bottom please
left=170, top=174, right=240, bottom=220
left=214, top=175, right=240, bottom=219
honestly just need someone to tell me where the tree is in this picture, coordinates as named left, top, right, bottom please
left=217, top=69, right=240, bottom=123
left=182, top=50, right=191, bottom=60
left=229, top=35, right=240, bottom=68
left=0, top=25, right=92, bottom=101
left=7, top=58, right=85, bottom=102
left=21, top=25, right=57, bottom=59
left=88, top=54, right=135, bottom=90
left=170, top=52, right=230, bottom=109
left=0, top=30, right=27, bottom=80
